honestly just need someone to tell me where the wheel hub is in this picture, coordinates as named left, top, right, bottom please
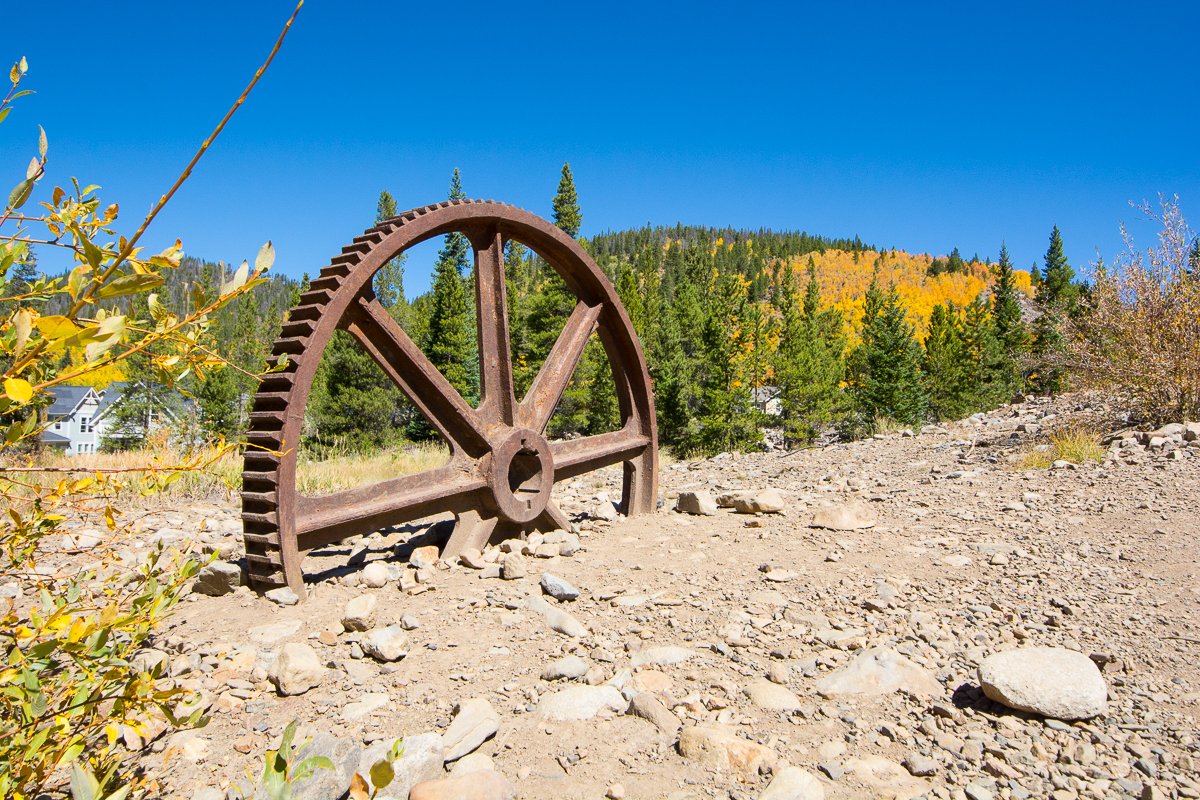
left=485, top=428, right=553, bottom=524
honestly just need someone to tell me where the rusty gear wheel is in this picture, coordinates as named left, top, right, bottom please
left=240, top=200, right=658, bottom=593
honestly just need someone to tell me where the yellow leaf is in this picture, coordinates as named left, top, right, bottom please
left=4, top=377, right=33, bottom=404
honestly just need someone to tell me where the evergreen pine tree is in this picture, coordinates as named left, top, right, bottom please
left=1029, top=226, right=1075, bottom=394
left=991, top=242, right=1028, bottom=396
left=1038, top=225, right=1077, bottom=308
left=774, top=265, right=846, bottom=444
left=847, top=280, right=927, bottom=429
left=195, top=366, right=242, bottom=439
left=691, top=269, right=760, bottom=454
left=372, top=190, right=408, bottom=311
left=961, top=294, right=1008, bottom=409
left=10, top=246, right=38, bottom=294
left=552, top=162, right=582, bottom=238
left=923, top=302, right=973, bottom=421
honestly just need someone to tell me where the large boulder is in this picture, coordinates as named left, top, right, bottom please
left=978, top=647, right=1108, bottom=720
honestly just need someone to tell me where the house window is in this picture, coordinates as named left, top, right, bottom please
left=80, top=417, right=94, bottom=433
left=53, top=421, right=62, bottom=430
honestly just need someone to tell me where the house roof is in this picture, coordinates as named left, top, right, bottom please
left=95, top=382, right=128, bottom=418
left=46, top=385, right=93, bottom=418
left=40, top=430, right=71, bottom=445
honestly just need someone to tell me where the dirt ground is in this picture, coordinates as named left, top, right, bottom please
left=103, top=394, right=1199, bottom=799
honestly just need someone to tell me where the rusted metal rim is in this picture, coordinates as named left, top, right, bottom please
left=240, top=199, right=658, bottom=594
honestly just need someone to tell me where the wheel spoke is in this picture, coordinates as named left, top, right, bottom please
left=550, top=425, right=652, bottom=482
left=518, top=301, right=601, bottom=432
left=295, top=465, right=486, bottom=551
left=346, top=296, right=490, bottom=457
left=472, top=227, right=516, bottom=426
left=442, top=508, right=499, bottom=559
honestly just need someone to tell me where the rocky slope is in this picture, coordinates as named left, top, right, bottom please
left=48, top=395, right=1200, bottom=800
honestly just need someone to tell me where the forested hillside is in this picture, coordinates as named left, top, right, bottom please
left=52, top=165, right=1067, bottom=457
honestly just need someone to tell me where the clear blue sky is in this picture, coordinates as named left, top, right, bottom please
left=6, top=1, right=1197, bottom=294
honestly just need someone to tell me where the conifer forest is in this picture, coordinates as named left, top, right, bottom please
left=52, top=163, right=1075, bottom=460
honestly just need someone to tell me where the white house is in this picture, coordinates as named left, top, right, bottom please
left=41, top=382, right=182, bottom=455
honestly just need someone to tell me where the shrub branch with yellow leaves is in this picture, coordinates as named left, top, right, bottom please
left=0, top=3, right=302, bottom=797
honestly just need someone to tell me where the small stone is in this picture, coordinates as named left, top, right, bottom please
left=442, top=698, right=500, bottom=761
left=758, top=766, right=826, bottom=800
left=268, top=643, right=325, bottom=696
left=809, top=502, right=877, bottom=531
left=606, top=783, right=627, bottom=800
left=539, top=572, right=580, bottom=601
left=400, top=613, right=420, bottom=630
left=814, top=646, right=940, bottom=697
left=978, top=646, right=1108, bottom=720
left=340, top=594, right=377, bottom=632
left=361, top=625, right=409, bottom=662
left=731, top=488, right=786, bottom=514
left=676, top=491, right=718, bottom=516
left=360, top=561, right=390, bottom=588
left=191, top=561, right=242, bottom=596
left=527, top=594, right=589, bottom=638
left=537, top=685, right=625, bottom=721
left=541, top=655, right=589, bottom=681
left=629, top=692, right=682, bottom=736
left=265, top=586, right=300, bottom=606
left=631, top=645, right=699, bottom=668
left=459, top=548, right=487, bottom=569
left=745, top=679, right=802, bottom=711
left=409, top=545, right=440, bottom=570
left=677, top=725, right=775, bottom=776
left=449, top=752, right=494, bottom=776
left=902, top=752, right=939, bottom=776
left=409, top=770, right=517, bottom=800
left=500, top=553, right=527, bottom=580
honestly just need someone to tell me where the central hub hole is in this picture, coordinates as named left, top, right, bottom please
left=508, top=447, right=543, bottom=503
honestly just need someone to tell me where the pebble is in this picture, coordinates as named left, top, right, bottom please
left=340, top=594, right=377, bottom=632
left=360, top=560, right=390, bottom=588
left=361, top=625, right=409, bottom=662
left=676, top=490, right=719, bottom=515
left=539, top=572, right=580, bottom=601
left=757, top=766, right=826, bottom=800
left=267, top=643, right=325, bottom=696
left=537, top=685, right=625, bottom=721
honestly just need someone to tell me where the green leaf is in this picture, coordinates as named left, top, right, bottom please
left=68, top=265, right=90, bottom=299
left=222, top=260, right=250, bottom=294
left=256, top=240, right=275, bottom=272
left=13, top=308, right=31, bottom=356
left=95, top=273, right=164, bottom=300
left=7, top=177, right=33, bottom=210
left=369, top=758, right=395, bottom=790
left=0, top=108, right=9, bottom=125
left=69, top=762, right=99, bottom=800
left=38, top=125, right=47, bottom=159
left=26, top=156, right=39, bottom=179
